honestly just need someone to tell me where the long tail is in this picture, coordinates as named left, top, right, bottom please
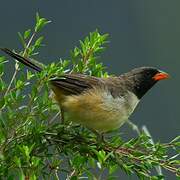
left=0, top=48, right=42, bottom=72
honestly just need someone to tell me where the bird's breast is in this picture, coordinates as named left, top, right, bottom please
left=60, top=88, right=139, bottom=132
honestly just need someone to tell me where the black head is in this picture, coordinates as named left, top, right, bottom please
left=122, top=67, right=169, bottom=99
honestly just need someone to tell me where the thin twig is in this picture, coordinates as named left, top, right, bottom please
left=4, top=61, right=19, bottom=97
left=23, top=32, right=36, bottom=56
left=55, top=169, right=60, bottom=180
left=49, top=112, right=60, bottom=124
left=4, top=31, right=36, bottom=97
left=66, top=169, right=76, bottom=180
left=127, top=120, right=141, bottom=135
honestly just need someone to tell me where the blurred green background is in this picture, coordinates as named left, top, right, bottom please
left=0, top=0, right=179, bottom=179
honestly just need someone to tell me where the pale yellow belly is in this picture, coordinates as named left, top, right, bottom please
left=61, top=89, right=139, bottom=132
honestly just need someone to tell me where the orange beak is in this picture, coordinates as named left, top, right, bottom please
left=153, top=71, right=169, bottom=81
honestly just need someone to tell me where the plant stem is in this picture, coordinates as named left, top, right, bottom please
left=4, top=31, right=36, bottom=97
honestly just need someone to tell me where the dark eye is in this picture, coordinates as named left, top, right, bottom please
left=145, top=71, right=152, bottom=78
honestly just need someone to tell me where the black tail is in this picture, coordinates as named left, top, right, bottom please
left=0, top=48, right=42, bottom=72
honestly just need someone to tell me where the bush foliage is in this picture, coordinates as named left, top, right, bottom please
left=0, top=14, right=179, bottom=179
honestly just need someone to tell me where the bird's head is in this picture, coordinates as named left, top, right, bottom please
left=122, top=67, right=169, bottom=99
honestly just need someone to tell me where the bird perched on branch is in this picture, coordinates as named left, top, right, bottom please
left=1, top=48, right=169, bottom=132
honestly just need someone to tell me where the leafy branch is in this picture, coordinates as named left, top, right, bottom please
left=0, top=13, right=179, bottom=179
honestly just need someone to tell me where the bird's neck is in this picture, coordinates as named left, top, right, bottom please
left=119, top=75, right=157, bottom=99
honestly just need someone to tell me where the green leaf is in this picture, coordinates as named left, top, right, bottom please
left=72, top=154, right=86, bottom=169
left=35, top=13, right=51, bottom=33
left=16, top=80, right=24, bottom=89
left=24, top=29, right=31, bottom=39
left=0, top=79, right=6, bottom=91
left=109, top=164, right=118, bottom=175
left=31, top=156, right=41, bottom=167
left=70, top=176, right=78, bottom=180
left=14, top=156, right=21, bottom=167
left=34, top=36, right=44, bottom=48
left=36, top=12, right=40, bottom=23
left=0, top=56, right=6, bottom=63
left=18, top=32, right=26, bottom=48
left=27, top=70, right=35, bottom=80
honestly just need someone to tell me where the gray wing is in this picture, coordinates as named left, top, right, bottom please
left=50, top=74, right=105, bottom=95
left=51, top=74, right=127, bottom=97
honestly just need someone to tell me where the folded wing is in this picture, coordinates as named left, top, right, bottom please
left=50, top=74, right=103, bottom=95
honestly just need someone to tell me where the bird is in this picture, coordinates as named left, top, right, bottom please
left=1, top=48, right=169, bottom=132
